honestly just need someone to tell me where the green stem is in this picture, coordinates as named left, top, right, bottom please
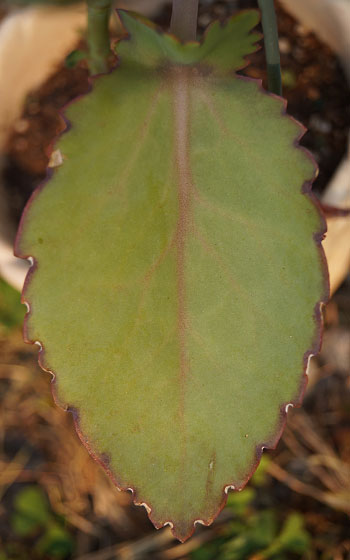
left=170, top=0, right=199, bottom=42
left=87, top=0, right=112, bottom=75
left=257, top=0, right=282, bottom=96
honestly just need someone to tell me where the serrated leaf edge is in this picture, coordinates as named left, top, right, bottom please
left=14, top=24, right=329, bottom=543
left=115, top=8, right=262, bottom=73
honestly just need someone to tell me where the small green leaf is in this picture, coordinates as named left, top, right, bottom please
left=115, top=11, right=260, bottom=73
left=263, top=512, right=311, bottom=557
left=11, top=486, right=50, bottom=536
left=36, top=524, right=74, bottom=559
left=16, top=10, right=327, bottom=541
left=223, top=510, right=278, bottom=558
left=226, top=487, right=256, bottom=516
left=191, top=539, right=225, bottom=560
left=0, top=278, right=26, bottom=332
left=11, top=512, right=39, bottom=537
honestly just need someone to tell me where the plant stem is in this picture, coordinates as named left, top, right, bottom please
left=170, top=0, right=199, bottom=42
left=257, top=0, right=282, bottom=96
left=87, top=0, right=112, bottom=75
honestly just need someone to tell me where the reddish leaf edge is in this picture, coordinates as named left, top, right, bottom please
left=14, top=17, right=329, bottom=544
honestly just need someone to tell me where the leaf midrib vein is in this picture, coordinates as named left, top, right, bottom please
left=172, top=67, right=193, bottom=487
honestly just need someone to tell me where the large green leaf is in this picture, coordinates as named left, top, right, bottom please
left=15, top=11, right=328, bottom=541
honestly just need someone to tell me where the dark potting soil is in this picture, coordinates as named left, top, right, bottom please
left=2, top=0, right=350, bottom=227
